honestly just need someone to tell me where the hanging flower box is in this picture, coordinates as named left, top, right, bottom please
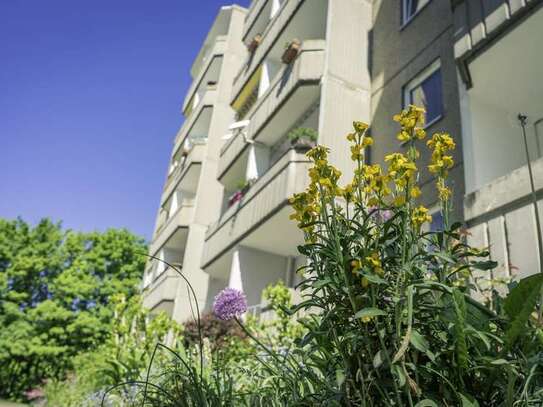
left=247, top=34, right=262, bottom=53
left=281, top=39, right=301, bottom=64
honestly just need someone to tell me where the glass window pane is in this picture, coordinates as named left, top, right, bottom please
left=409, top=68, right=443, bottom=124
left=430, top=211, right=444, bottom=232
left=403, top=0, right=430, bottom=23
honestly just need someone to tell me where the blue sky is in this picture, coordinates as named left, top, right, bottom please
left=0, top=0, right=250, bottom=240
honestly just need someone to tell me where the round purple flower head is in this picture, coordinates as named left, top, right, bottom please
left=213, top=288, right=247, bottom=321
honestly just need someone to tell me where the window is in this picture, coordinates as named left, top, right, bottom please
left=404, top=60, right=443, bottom=126
left=429, top=210, right=444, bottom=232
left=402, top=0, right=430, bottom=25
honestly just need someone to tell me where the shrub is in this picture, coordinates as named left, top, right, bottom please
left=105, top=106, right=543, bottom=406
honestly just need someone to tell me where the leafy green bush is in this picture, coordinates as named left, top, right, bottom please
left=285, top=106, right=543, bottom=405
left=0, top=218, right=147, bottom=401
left=43, top=294, right=179, bottom=406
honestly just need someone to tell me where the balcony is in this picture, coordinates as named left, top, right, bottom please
left=182, top=37, right=226, bottom=114
left=451, top=0, right=542, bottom=68
left=231, top=0, right=327, bottom=108
left=150, top=203, right=194, bottom=256
left=465, top=157, right=543, bottom=284
left=189, top=6, right=238, bottom=79
left=142, top=264, right=182, bottom=315
left=218, top=40, right=325, bottom=182
left=202, top=149, right=310, bottom=272
left=174, top=89, right=215, bottom=158
left=458, top=5, right=543, bottom=193
left=162, top=141, right=205, bottom=205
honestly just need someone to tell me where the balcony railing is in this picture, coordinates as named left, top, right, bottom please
left=173, top=89, right=216, bottom=157
left=182, top=37, right=226, bottom=113
left=218, top=41, right=325, bottom=180
left=150, top=204, right=195, bottom=256
left=451, top=0, right=540, bottom=61
left=162, top=142, right=205, bottom=205
left=465, top=156, right=543, bottom=281
left=202, top=149, right=310, bottom=269
left=242, top=0, right=270, bottom=42
left=232, top=0, right=303, bottom=105
left=142, top=264, right=182, bottom=313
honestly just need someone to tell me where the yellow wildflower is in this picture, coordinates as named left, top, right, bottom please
left=412, top=205, right=432, bottom=228
left=353, top=121, right=369, bottom=133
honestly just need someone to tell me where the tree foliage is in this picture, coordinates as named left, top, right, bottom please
left=0, top=217, right=147, bottom=400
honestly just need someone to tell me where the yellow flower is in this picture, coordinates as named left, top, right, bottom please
left=353, top=121, right=369, bottom=133
left=365, top=252, right=384, bottom=276
left=412, top=205, right=432, bottom=228
left=415, top=127, right=426, bottom=140
left=346, top=132, right=356, bottom=142
left=410, top=186, right=421, bottom=199
left=397, top=130, right=411, bottom=143
left=351, top=259, right=361, bottom=273
left=362, top=136, right=374, bottom=147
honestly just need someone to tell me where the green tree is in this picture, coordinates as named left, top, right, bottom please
left=0, top=217, right=147, bottom=401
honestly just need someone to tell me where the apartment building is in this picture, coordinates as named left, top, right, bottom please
left=143, top=0, right=543, bottom=322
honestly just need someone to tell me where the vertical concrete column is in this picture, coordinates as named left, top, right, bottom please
left=318, top=0, right=372, bottom=181
left=230, top=246, right=288, bottom=306
left=171, top=7, right=248, bottom=323
left=228, top=248, right=244, bottom=291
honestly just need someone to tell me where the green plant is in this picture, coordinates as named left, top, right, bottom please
left=287, top=127, right=318, bottom=144
left=0, top=218, right=147, bottom=401
left=286, top=106, right=543, bottom=405
left=43, top=294, right=180, bottom=406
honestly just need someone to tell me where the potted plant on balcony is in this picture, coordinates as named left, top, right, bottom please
left=287, top=127, right=317, bottom=152
left=281, top=39, right=301, bottom=64
left=227, top=179, right=255, bottom=207
left=247, top=33, right=262, bottom=53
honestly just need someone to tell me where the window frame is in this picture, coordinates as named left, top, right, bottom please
left=401, top=0, right=432, bottom=28
left=402, top=58, right=444, bottom=129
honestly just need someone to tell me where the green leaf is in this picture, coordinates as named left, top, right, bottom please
left=459, top=393, right=480, bottom=407
left=415, top=400, right=439, bottom=407
left=503, top=274, right=543, bottom=347
left=453, top=288, right=468, bottom=370
left=504, top=273, right=543, bottom=319
left=471, top=260, right=498, bottom=270
left=361, top=272, right=387, bottom=285
left=410, top=329, right=430, bottom=353
left=372, top=350, right=384, bottom=369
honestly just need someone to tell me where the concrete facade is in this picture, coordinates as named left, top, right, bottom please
left=143, top=0, right=543, bottom=322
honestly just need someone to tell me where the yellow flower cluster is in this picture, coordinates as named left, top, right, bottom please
left=427, top=132, right=455, bottom=202
left=393, top=105, right=426, bottom=143
left=289, top=191, right=319, bottom=234
left=350, top=252, right=384, bottom=289
left=411, top=205, right=432, bottom=228
left=307, top=146, right=342, bottom=195
left=365, top=252, right=384, bottom=276
left=384, top=153, right=420, bottom=204
left=359, top=164, right=391, bottom=206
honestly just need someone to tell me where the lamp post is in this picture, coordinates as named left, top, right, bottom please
left=518, top=113, right=543, bottom=320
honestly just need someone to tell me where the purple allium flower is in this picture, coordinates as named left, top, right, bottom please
left=213, top=288, right=247, bottom=320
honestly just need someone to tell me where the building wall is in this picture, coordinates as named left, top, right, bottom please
left=369, top=0, right=465, bottom=221
left=145, top=0, right=543, bottom=320
left=170, top=6, right=248, bottom=323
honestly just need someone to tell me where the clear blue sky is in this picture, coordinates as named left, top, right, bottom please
left=0, top=0, right=250, bottom=241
